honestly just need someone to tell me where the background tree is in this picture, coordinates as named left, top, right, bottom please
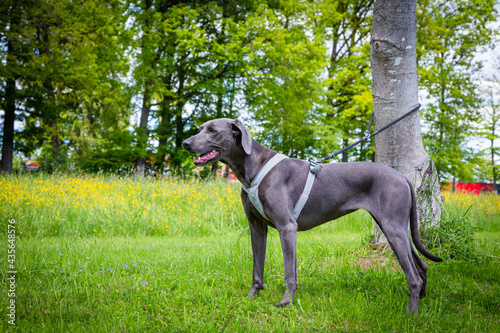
left=319, top=0, right=375, bottom=162
left=371, top=0, right=442, bottom=243
left=417, top=0, right=497, bottom=184
left=1, top=0, right=132, bottom=172
left=130, top=0, right=258, bottom=174
left=133, top=0, right=157, bottom=175
left=0, top=0, right=23, bottom=173
left=476, top=83, right=500, bottom=186
left=1, top=0, right=497, bottom=181
left=67, top=0, right=133, bottom=172
left=244, top=1, right=326, bottom=158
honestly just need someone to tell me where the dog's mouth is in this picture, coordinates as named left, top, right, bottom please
left=193, top=150, right=221, bottom=166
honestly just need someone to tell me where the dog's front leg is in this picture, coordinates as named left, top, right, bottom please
left=276, top=221, right=298, bottom=308
left=246, top=217, right=268, bottom=298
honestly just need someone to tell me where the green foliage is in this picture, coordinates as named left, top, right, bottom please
left=1, top=0, right=498, bottom=178
left=39, top=141, right=70, bottom=173
left=475, top=74, right=500, bottom=183
left=76, top=128, right=137, bottom=173
left=1, top=0, right=133, bottom=169
left=319, top=0, right=374, bottom=162
left=244, top=2, right=327, bottom=158
left=321, top=42, right=374, bottom=161
left=130, top=0, right=259, bottom=171
left=420, top=206, right=484, bottom=262
left=417, top=0, right=498, bottom=182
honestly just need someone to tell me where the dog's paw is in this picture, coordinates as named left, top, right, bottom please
left=246, top=286, right=262, bottom=299
left=275, top=300, right=291, bottom=308
left=275, top=294, right=291, bottom=308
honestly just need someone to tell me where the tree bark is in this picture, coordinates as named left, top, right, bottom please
left=1, top=76, right=15, bottom=174
left=1, top=2, right=21, bottom=174
left=211, top=78, right=224, bottom=176
left=137, top=82, right=151, bottom=175
left=157, top=102, right=173, bottom=170
left=172, top=63, right=186, bottom=170
left=371, top=0, right=442, bottom=243
left=490, top=89, right=497, bottom=194
left=136, top=0, right=153, bottom=175
left=342, top=138, right=349, bottom=162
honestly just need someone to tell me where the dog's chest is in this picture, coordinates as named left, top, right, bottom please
left=246, top=197, right=276, bottom=228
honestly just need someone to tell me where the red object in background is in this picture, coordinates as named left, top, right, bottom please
left=21, top=158, right=40, bottom=171
left=218, top=167, right=237, bottom=182
left=455, top=183, right=495, bottom=195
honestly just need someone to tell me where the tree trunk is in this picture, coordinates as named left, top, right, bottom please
left=157, top=102, right=173, bottom=171
left=211, top=80, right=224, bottom=176
left=1, top=0, right=22, bottom=174
left=211, top=161, right=219, bottom=175
left=137, top=82, right=151, bottom=175
left=491, top=90, right=497, bottom=195
left=342, top=138, right=349, bottom=162
left=136, top=0, right=153, bottom=175
left=172, top=63, right=186, bottom=171
left=371, top=0, right=442, bottom=243
left=174, top=112, right=184, bottom=149
left=1, top=76, right=15, bottom=174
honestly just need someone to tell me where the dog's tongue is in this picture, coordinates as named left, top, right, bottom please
left=194, top=150, right=219, bottom=164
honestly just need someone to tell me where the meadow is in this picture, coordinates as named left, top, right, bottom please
left=1, top=173, right=499, bottom=332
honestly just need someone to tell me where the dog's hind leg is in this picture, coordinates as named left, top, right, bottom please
left=411, top=246, right=428, bottom=299
left=376, top=220, right=424, bottom=314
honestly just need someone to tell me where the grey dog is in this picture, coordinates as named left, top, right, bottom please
left=182, top=118, right=442, bottom=313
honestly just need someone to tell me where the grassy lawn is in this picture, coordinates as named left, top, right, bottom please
left=1, top=174, right=499, bottom=332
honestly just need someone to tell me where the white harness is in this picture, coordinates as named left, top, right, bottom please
left=241, top=154, right=319, bottom=222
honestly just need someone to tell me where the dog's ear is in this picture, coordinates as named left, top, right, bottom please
left=232, top=119, right=252, bottom=155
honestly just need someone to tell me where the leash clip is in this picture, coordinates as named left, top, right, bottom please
left=308, top=159, right=322, bottom=174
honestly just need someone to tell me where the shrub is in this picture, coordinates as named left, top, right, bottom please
left=419, top=206, right=484, bottom=261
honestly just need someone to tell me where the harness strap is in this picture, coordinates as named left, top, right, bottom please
left=241, top=154, right=288, bottom=221
left=241, top=154, right=319, bottom=222
left=292, top=170, right=316, bottom=220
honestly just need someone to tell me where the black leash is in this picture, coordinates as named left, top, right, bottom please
left=308, top=103, right=421, bottom=171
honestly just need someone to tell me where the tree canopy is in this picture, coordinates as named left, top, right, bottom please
left=1, top=0, right=498, bottom=182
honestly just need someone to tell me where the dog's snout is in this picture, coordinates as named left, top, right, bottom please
left=182, top=139, right=192, bottom=150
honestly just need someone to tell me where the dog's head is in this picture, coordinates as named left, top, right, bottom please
left=182, top=118, right=252, bottom=166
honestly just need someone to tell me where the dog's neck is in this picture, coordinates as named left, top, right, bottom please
left=221, top=139, right=277, bottom=187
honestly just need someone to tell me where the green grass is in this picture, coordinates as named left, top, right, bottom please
left=1, top=175, right=499, bottom=332
left=442, top=192, right=500, bottom=259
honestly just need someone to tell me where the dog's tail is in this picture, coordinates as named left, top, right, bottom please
left=407, top=179, right=443, bottom=262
